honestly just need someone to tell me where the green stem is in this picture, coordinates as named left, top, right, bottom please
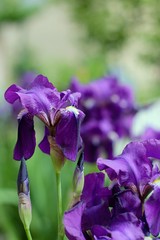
left=24, top=227, right=32, bottom=240
left=56, top=172, right=64, bottom=240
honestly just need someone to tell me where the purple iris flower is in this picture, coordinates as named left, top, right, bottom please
left=70, top=76, right=137, bottom=163
left=64, top=172, right=144, bottom=239
left=97, top=139, right=160, bottom=237
left=5, top=74, right=85, bottom=161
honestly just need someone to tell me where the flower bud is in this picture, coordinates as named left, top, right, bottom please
left=17, top=159, right=32, bottom=229
left=73, top=151, right=84, bottom=198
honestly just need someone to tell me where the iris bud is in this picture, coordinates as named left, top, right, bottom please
left=17, top=159, right=32, bottom=230
left=73, top=151, right=84, bottom=200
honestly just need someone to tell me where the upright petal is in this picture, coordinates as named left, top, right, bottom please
left=14, top=113, right=36, bottom=160
left=81, top=172, right=105, bottom=204
left=5, top=75, right=60, bottom=124
left=55, top=106, right=85, bottom=161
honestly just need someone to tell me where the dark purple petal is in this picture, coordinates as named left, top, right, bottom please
left=55, top=107, right=85, bottom=161
left=70, top=75, right=137, bottom=163
left=38, top=127, right=50, bottom=155
left=91, top=226, right=111, bottom=240
left=64, top=202, right=86, bottom=240
left=112, top=190, right=142, bottom=218
left=81, top=172, right=105, bottom=204
left=14, top=113, right=36, bottom=160
left=145, top=187, right=160, bottom=237
left=82, top=201, right=111, bottom=231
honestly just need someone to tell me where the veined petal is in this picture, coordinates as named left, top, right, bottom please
left=14, top=113, right=36, bottom=160
left=55, top=107, right=85, bottom=161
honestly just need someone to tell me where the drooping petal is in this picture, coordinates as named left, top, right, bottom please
left=64, top=202, right=86, bottom=240
left=97, top=140, right=158, bottom=191
left=55, top=106, right=85, bottom=161
left=38, top=127, right=50, bottom=155
left=145, top=187, right=160, bottom=237
left=4, top=84, right=23, bottom=103
left=14, top=113, right=36, bottom=160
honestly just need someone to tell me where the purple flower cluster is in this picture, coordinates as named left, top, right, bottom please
left=70, top=76, right=137, bottom=163
left=5, top=74, right=85, bottom=161
left=64, top=139, right=160, bottom=239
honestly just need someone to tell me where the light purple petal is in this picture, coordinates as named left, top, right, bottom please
left=38, top=127, right=50, bottom=154
left=145, top=187, right=160, bottom=236
left=141, top=127, right=160, bottom=140
left=110, top=213, right=144, bottom=240
left=5, top=75, right=60, bottom=123
left=14, top=113, right=36, bottom=160
left=143, top=139, right=160, bottom=159
left=64, top=202, right=86, bottom=240
left=55, top=107, right=85, bottom=161
left=97, top=140, right=159, bottom=191
left=30, top=74, right=56, bottom=89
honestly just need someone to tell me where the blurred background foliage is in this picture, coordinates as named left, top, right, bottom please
left=0, top=0, right=160, bottom=239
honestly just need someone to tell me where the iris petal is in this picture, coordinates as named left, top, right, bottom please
left=55, top=107, right=85, bottom=161
left=38, top=127, right=50, bottom=155
left=14, top=113, right=36, bottom=160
